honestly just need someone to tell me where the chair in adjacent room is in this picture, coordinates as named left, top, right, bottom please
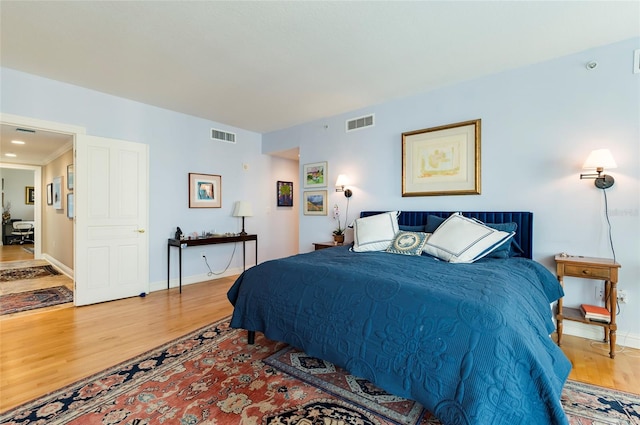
left=11, top=221, right=35, bottom=244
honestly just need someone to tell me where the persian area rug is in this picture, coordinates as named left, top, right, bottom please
left=0, top=318, right=638, bottom=425
left=0, top=265, right=60, bottom=282
left=0, top=286, right=73, bottom=315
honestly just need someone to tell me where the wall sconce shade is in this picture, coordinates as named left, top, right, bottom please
left=335, top=174, right=353, bottom=198
left=580, top=149, right=617, bottom=189
left=233, top=201, right=253, bottom=235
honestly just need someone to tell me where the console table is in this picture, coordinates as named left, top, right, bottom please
left=167, top=234, right=257, bottom=293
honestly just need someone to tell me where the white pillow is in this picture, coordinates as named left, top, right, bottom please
left=352, top=211, right=400, bottom=252
left=422, top=213, right=514, bottom=263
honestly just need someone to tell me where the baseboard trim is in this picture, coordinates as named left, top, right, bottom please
left=42, top=254, right=74, bottom=279
left=563, top=321, right=640, bottom=349
left=150, top=266, right=243, bottom=293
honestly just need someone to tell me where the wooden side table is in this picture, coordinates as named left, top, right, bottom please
left=313, top=241, right=343, bottom=250
left=554, top=255, right=621, bottom=358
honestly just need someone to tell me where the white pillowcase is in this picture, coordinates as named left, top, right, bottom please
left=422, top=213, right=515, bottom=263
left=352, top=211, right=400, bottom=252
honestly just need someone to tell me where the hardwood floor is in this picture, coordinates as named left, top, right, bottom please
left=1, top=244, right=638, bottom=413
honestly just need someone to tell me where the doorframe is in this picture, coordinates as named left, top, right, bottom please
left=0, top=113, right=86, bottom=281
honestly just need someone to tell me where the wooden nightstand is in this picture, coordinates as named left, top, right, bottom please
left=554, top=255, right=621, bottom=358
left=313, top=241, right=343, bottom=250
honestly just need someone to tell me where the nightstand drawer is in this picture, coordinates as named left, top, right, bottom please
left=564, top=265, right=611, bottom=279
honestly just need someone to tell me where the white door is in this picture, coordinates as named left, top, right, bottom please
left=74, top=134, right=149, bottom=306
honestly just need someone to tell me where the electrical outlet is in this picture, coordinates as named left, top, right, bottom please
left=617, top=290, right=628, bottom=304
left=595, top=286, right=604, bottom=300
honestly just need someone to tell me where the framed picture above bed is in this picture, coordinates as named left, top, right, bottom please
left=189, top=173, right=221, bottom=208
left=402, top=119, right=481, bottom=196
left=303, top=161, right=327, bottom=188
left=303, top=190, right=327, bottom=215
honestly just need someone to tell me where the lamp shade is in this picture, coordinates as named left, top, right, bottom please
left=582, top=149, right=617, bottom=170
left=233, top=201, right=253, bottom=217
left=335, top=174, right=349, bottom=188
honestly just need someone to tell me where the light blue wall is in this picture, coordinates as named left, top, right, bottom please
left=263, top=38, right=640, bottom=343
left=1, top=68, right=300, bottom=289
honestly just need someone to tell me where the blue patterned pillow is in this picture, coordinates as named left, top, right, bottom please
left=386, top=231, right=429, bottom=256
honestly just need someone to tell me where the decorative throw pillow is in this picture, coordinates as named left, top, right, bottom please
left=485, top=222, right=518, bottom=258
left=386, top=231, right=429, bottom=256
left=399, top=224, right=426, bottom=232
left=352, top=211, right=400, bottom=252
left=425, top=214, right=446, bottom=233
left=422, top=213, right=515, bottom=263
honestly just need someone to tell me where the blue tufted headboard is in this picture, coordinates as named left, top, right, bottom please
left=360, top=211, right=534, bottom=259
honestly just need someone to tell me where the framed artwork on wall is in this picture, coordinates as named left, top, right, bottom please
left=303, top=161, right=327, bottom=188
left=189, top=173, right=221, bottom=208
left=277, top=181, right=293, bottom=207
left=25, top=186, right=35, bottom=205
left=67, top=193, right=74, bottom=219
left=53, top=176, right=63, bottom=209
left=47, top=183, right=53, bottom=205
left=402, top=119, right=481, bottom=196
left=303, top=190, right=327, bottom=215
left=67, top=164, right=74, bottom=190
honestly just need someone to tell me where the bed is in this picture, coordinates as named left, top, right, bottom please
left=227, top=211, right=572, bottom=425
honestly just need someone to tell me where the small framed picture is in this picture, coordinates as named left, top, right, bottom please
left=277, top=181, right=293, bottom=207
left=53, top=176, right=63, bottom=210
left=303, top=190, right=327, bottom=215
left=189, top=173, right=222, bottom=208
left=47, top=183, right=53, bottom=205
left=25, top=186, right=35, bottom=205
left=67, top=164, right=74, bottom=190
left=67, top=193, right=74, bottom=219
left=303, top=161, right=327, bottom=188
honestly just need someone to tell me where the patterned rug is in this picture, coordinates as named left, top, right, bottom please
left=0, top=286, right=73, bottom=315
left=0, top=265, right=60, bottom=282
left=0, top=318, right=638, bottom=425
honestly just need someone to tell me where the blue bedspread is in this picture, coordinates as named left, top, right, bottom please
left=228, top=246, right=572, bottom=425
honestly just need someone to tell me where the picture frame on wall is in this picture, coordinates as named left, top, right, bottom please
left=67, top=164, right=74, bottom=190
left=53, top=176, right=63, bottom=209
left=25, top=186, right=35, bottom=205
left=303, top=190, right=327, bottom=215
left=189, top=173, right=222, bottom=208
left=276, top=181, right=293, bottom=207
left=47, top=183, right=53, bottom=205
left=303, top=161, right=327, bottom=188
left=402, top=119, right=481, bottom=196
left=67, top=193, right=74, bottom=219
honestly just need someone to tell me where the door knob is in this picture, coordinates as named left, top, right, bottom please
left=136, top=229, right=145, bottom=233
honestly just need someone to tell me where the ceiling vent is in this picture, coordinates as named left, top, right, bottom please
left=346, top=114, right=375, bottom=132
left=16, top=127, right=36, bottom=133
left=211, top=128, right=236, bottom=144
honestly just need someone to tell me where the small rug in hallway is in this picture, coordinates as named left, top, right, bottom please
left=0, top=286, right=72, bottom=315
left=0, top=318, right=638, bottom=425
left=0, top=265, right=60, bottom=282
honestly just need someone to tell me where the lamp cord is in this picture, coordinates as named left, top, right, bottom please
left=203, top=243, right=238, bottom=276
left=602, top=188, right=616, bottom=263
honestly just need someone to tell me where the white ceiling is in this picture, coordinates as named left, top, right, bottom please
left=1, top=1, right=639, bottom=146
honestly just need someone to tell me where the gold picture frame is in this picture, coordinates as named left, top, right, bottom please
left=402, top=119, right=481, bottom=196
left=25, top=186, right=35, bottom=205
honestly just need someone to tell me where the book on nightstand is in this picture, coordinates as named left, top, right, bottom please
left=580, top=304, right=611, bottom=323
